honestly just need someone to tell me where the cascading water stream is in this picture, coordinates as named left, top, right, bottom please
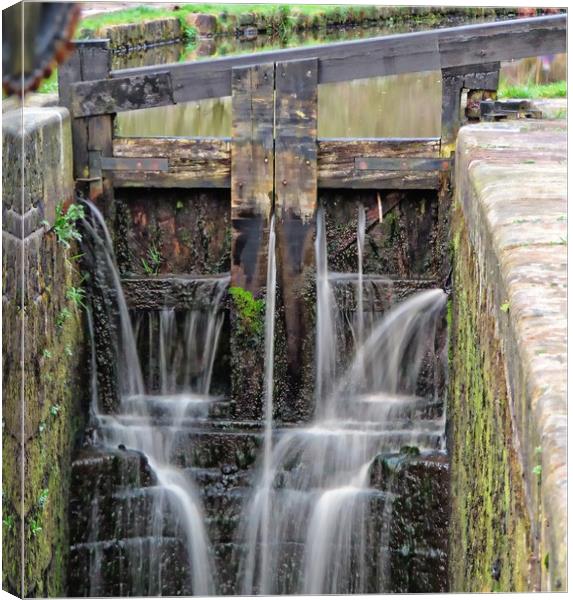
left=260, top=216, right=277, bottom=593
left=237, top=204, right=447, bottom=594
left=80, top=201, right=219, bottom=596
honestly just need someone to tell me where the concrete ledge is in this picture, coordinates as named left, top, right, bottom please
left=455, top=119, right=566, bottom=590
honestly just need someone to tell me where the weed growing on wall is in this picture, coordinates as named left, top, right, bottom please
left=141, top=244, right=163, bottom=275
left=229, top=286, right=265, bottom=335
left=43, top=202, right=85, bottom=249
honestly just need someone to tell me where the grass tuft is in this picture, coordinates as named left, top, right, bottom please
left=497, top=80, right=566, bottom=99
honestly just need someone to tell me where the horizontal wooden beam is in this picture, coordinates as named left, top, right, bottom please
left=71, top=72, right=175, bottom=117
left=112, top=136, right=231, bottom=188
left=83, top=14, right=567, bottom=109
left=109, top=136, right=446, bottom=190
left=318, top=137, right=442, bottom=189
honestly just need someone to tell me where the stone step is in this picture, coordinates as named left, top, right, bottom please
left=343, top=392, right=444, bottom=421
left=70, top=446, right=156, bottom=499
left=70, top=486, right=181, bottom=546
left=213, top=541, right=447, bottom=594
left=119, top=392, right=233, bottom=420
left=68, top=536, right=193, bottom=597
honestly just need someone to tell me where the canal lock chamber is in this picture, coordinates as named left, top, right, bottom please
left=67, top=184, right=452, bottom=596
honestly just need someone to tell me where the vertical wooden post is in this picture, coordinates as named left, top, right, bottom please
left=231, top=64, right=275, bottom=292
left=441, top=62, right=500, bottom=157
left=59, top=40, right=118, bottom=411
left=274, top=58, right=318, bottom=421
left=230, top=63, right=275, bottom=419
left=58, top=40, right=114, bottom=211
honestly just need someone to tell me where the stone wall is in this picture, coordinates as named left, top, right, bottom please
left=79, top=17, right=183, bottom=52
left=448, top=120, right=566, bottom=591
left=2, top=108, right=87, bottom=596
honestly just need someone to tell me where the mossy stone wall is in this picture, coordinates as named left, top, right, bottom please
left=448, top=201, right=531, bottom=591
left=448, top=121, right=566, bottom=591
left=2, top=108, right=87, bottom=596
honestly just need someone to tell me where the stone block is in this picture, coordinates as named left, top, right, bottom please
left=185, top=12, right=218, bottom=36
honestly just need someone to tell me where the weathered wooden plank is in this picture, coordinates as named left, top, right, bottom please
left=230, top=63, right=275, bottom=421
left=84, top=44, right=114, bottom=211
left=107, top=171, right=230, bottom=188
left=100, top=157, right=169, bottom=172
left=438, top=18, right=565, bottom=68
left=104, top=15, right=564, bottom=105
left=274, top=58, right=318, bottom=421
left=318, top=138, right=441, bottom=189
left=109, top=136, right=449, bottom=189
left=58, top=45, right=89, bottom=179
left=112, top=137, right=231, bottom=187
left=71, top=72, right=175, bottom=117
left=231, top=64, right=275, bottom=292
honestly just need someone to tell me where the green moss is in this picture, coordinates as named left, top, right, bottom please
left=4, top=229, right=87, bottom=596
left=448, top=200, right=531, bottom=591
left=229, top=286, right=265, bottom=335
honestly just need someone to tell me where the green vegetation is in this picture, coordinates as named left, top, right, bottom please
left=38, top=489, right=50, bottom=509
left=66, top=285, right=86, bottom=309
left=43, top=202, right=85, bottom=250
left=78, top=4, right=180, bottom=35
left=29, top=518, right=43, bottom=537
left=141, top=244, right=162, bottom=275
left=498, top=80, right=566, bottom=99
left=3, top=515, right=15, bottom=531
left=56, top=307, right=73, bottom=329
left=500, top=301, right=510, bottom=313
left=37, top=68, right=58, bottom=94
left=229, top=286, right=265, bottom=335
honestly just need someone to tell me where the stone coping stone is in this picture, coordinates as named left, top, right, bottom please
left=2, top=92, right=60, bottom=114
left=2, top=106, right=73, bottom=229
left=455, top=119, right=566, bottom=590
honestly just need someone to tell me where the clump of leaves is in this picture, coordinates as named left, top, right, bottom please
left=229, top=286, right=265, bottom=335
left=3, top=515, right=15, bottom=530
left=38, top=488, right=49, bottom=510
left=50, top=404, right=61, bottom=417
left=532, top=464, right=542, bottom=477
left=43, top=202, right=85, bottom=249
left=56, top=307, right=72, bottom=328
left=42, top=349, right=52, bottom=359
left=29, top=518, right=42, bottom=537
left=66, top=285, right=86, bottom=309
left=500, top=301, right=510, bottom=313
left=141, top=244, right=162, bottom=275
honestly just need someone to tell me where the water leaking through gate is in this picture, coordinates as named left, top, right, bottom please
left=60, top=14, right=565, bottom=597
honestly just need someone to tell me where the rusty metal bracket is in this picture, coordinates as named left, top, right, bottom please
left=480, top=99, right=543, bottom=121
left=354, top=157, right=452, bottom=172
left=98, top=156, right=169, bottom=172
